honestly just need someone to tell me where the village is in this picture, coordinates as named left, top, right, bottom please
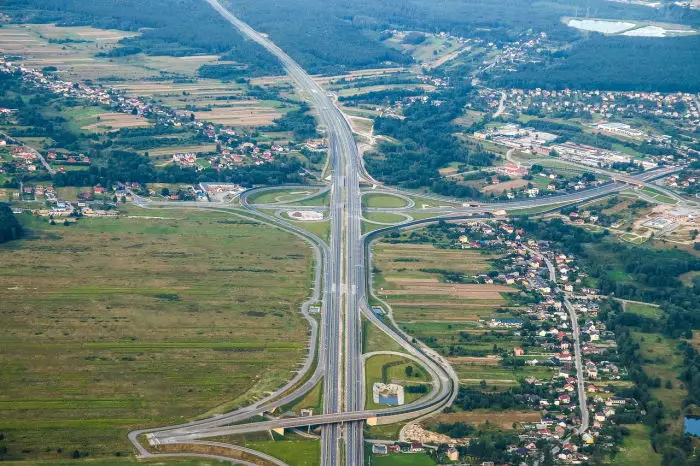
left=0, top=57, right=310, bottom=177
left=369, top=220, right=639, bottom=464
left=475, top=87, right=700, bottom=132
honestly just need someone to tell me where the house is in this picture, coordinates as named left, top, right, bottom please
left=557, top=352, right=573, bottom=362
left=447, top=447, right=459, bottom=461
left=606, top=397, right=626, bottom=407
left=388, top=445, right=400, bottom=453
left=557, top=394, right=571, bottom=405
left=513, top=347, right=525, bottom=356
left=410, top=443, right=423, bottom=453
left=372, top=444, right=388, bottom=455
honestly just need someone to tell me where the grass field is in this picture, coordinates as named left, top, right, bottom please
left=0, top=460, right=224, bottom=466
left=610, top=424, right=661, bottom=466
left=0, top=209, right=313, bottom=461
left=364, top=212, right=407, bottom=224
left=57, top=106, right=150, bottom=134
left=245, top=436, right=320, bottom=466
left=638, top=187, right=678, bottom=205
left=632, top=331, right=685, bottom=414
left=248, top=188, right=321, bottom=205
left=369, top=452, right=435, bottom=466
left=624, top=302, right=662, bottom=319
left=363, top=193, right=409, bottom=208
left=362, top=317, right=406, bottom=354
left=431, top=410, right=540, bottom=429
left=286, top=380, right=324, bottom=415
left=372, top=242, right=513, bottom=326
left=365, top=354, right=431, bottom=410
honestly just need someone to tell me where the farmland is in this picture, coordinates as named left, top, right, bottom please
left=0, top=209, right=313, bottom=461
left=370, top=224, right=550, bottom=395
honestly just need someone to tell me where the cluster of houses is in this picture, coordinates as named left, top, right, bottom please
left=5, top=145, right=39, bottom=172
left=401, top=221, right=636, bottom=463
left=477, top=87, right=700, bottom=129
left=663, top=172, right=698, bottom=191
left=13, top=183, right=121, bottom=218
left=1, top=57, right=302, bottom=173
left=47, top=151, right=90, bottom=166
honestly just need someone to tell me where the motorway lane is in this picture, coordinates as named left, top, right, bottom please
left=138, top=2, right=684, bottom=463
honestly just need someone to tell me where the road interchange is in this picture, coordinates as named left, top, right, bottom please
left=126, top=1, right=690, bottom=464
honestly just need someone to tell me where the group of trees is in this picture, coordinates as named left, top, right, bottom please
left=365, top=84, right=495, bottom=194
left=0, top=203, right=23, bottom=244
left=264, top=103, right=318, bottom=142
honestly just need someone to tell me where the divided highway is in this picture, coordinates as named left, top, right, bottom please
left=127, top=2, right=689, bottom=465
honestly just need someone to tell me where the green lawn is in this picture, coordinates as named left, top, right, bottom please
left=297, top=191, right=330, bottom=207
left=247, top=188, right=320, bottom=205
left=639, top=187, right=677, bottom=205
left=0, top=460, right=223, bottom=466
left=0, top=209, right=313, bottom=461
left=362, top=317, right=406, bottom=354
left=370, top=453, right=436, bottom=466
left=365, top=354, right=431, bottom=410
left=364, top=212, right=407, bottom=224
left=364, top=193, right=409, bottom=208
left=286, top=380, right=323, bottom=415
left=285, top=218, right=330, bottom=243
left=611, top=424, right=661, bottom=466
left=246, top=437, right=320, bottom=466
left=624, top=302, right=663, bottom=319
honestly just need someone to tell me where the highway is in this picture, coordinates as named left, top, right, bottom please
left=126, top=2, right=687, bottom=464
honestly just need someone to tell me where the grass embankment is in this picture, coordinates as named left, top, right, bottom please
left=363, top=193, right=409, bottom=208
left=0, top=210, right=313, bottom=461
left=365, top=354, right=431, bottom=410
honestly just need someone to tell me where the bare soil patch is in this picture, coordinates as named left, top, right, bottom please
left=432, top=411, right=540, bottom=428
left=447, top=356, right=502, bottom=365
left=482, top=179, right=528, bottom=193
left=382, top=283, right=516, bottom=299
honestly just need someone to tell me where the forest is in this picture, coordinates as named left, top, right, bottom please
left=7, top=0, right=699, bottom=77
left=496, top=35, right=700, bottom=93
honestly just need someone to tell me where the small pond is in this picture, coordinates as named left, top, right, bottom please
left=684, top=417, right=700, bottom=436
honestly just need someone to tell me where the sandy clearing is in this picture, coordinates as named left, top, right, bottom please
left=482, top=179, right=528, bottom=193
left=148, top=144, right=217, bottom=156
left=391, top=302, right=508, bottom=308
left=389, top=278, right=440, bottom=284
left=81, top=113, right=151, bottom=131
left=432, top=411, right=540, bottom=427
left=382, top=283, right=515, bottom=299
left=447, top=356, right=501, bottom=365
